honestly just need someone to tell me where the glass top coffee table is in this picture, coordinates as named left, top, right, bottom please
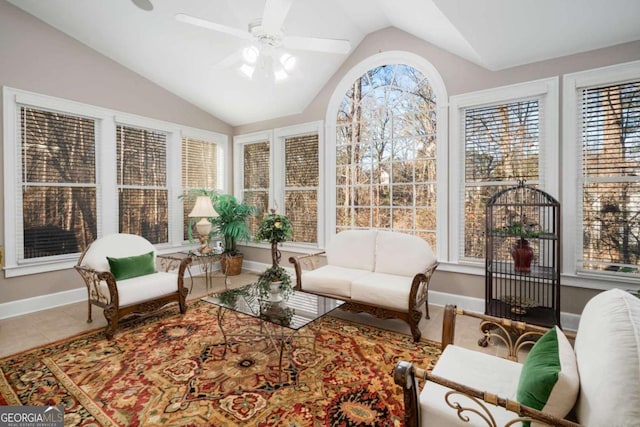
left=203, top=282, right=344, bottom=383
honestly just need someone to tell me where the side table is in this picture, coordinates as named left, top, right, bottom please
left=180, top=250, right=227, bottom=294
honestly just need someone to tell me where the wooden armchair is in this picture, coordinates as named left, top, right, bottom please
left=394, top=289, right=640, bottom=426
left=75, top=233, right=191, bottom=339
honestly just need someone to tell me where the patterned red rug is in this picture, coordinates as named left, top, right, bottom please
left=0, top=301, right=440, bottom=426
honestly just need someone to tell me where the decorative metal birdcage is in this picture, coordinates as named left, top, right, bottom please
left=485, top=181, right=561, bottom=327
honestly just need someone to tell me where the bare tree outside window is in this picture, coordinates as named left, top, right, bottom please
left=336, top=64, right=437, bottom=248
left=116, top=125, right=168, bottom=244
left=463, top=100, right=540, bottom=259
left=581, top=81, right=640, bottom=275
left=20, top=107, right=97, bottom=259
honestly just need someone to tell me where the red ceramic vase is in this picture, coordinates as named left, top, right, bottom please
left=511, top=238, right=534, bottom=273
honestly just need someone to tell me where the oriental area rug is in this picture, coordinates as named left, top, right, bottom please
left=0, top=301, right=440, bottom=426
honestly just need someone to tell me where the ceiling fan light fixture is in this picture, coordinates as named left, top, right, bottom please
left=274, top=68, right=289, bottom=82
left=242, top=46, right=259, bottom=64
left=240, top=64, right=255, bottom=79
left=279, top=53, right=296, bottom=72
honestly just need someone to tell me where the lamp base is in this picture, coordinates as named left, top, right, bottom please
left=197, top=234, right=212, bottom=254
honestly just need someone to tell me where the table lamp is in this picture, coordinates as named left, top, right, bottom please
left=188, top=196, right=217, bottom=254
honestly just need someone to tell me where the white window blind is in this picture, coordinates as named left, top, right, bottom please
left=181, top=137, right=218, bottom=240
left=116, top=124, right=168, bottom=244
left=284, top=134, right=319, bottom=244
left=579, top=80, right=640, bottom=276
left=19, top=107, right=97, bottom=260
left=462, top=99, right=541, bottom=259
left=242, top=141, right=270, bottom=235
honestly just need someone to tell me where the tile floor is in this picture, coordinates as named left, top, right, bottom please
left=0, top=270, right=500, bottom=361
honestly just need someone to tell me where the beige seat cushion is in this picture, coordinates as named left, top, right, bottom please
left=351, top=272, right=413, bottom=311
left=300, top=265, right=371, bottom=299
left=374, top=231, right=436, bottom=276
left=98, top=271, right=179, bottom=307
left=325, top=230, right=377, bottom=271
left=421, top=345, right=523, bottom=426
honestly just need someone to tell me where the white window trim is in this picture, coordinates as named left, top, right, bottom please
left=562, top=60, right=640, bottom=288
left=324, top=51, right=449, bottom=260
left=3, top=86, right=228, bottom=277
left=234, top=122, right=324, bottom=251
left=449, top=77, right=560, bottom=271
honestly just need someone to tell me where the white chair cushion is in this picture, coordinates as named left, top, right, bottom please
left=98, top=271, right=178, bottom=307
left=374, top=231, right=436, bottom=277
left=82, top=233, right=156, bottom=272
left=325, top=230, right=377, bottom=271
left=351, top=272, right=413, bottom=311
left=420, top=345, right=523, bottom=426
left=300, top=265, right=371, bottom=299
left=574, top=288, right=640, bottom=426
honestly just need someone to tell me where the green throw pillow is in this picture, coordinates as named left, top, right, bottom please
left=516, top=326, right=579, bottom=424
left=107, top=251, right=156, bottom=280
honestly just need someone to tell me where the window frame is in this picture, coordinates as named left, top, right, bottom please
left=563, top=60, right=640, bottom=288
left=325, top=51, right=449, bottom=261
left=234, top=121, right=324, bottom=252
left=449, top=77, right=560, bottom=273
left=3, top=87, right=229, bottom=277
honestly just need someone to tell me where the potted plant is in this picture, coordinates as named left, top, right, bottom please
left=495, top=210, right=541, bottom=273
left=255, top=210, right=294, bottom=301
left=210, top=194, right=257, bottom=276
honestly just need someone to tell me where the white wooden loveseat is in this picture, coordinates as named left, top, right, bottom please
left=289, top=229, right=438, bottom=341
left=75, top=233, right=192, bottom=339
left=394, top=288, right=640, bottom=426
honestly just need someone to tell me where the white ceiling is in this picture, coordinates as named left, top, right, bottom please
left=8, top=0, right=640, bottom=126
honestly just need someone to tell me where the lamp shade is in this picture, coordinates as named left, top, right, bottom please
left=188, top=196, right=217, bottom=218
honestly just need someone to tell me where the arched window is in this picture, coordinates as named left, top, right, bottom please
left=326, top=52, right=447, bottom=252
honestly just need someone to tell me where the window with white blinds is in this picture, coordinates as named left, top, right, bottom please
left=116, top=125, right=168, bottom=244
left=5, top=87, right=228, bottom=276
left=235, top=123, right=321, bottom=246
left=182, top=137, right=218, bottom=240
left=19, top=107, right=97, bottom=260
left=579, top=80, right=640, bottom=276
left=462, top=99, right=541, bottom=259
left=242, top=141, right=270, bottom=236
left=285, top=134, right=319, bottom=243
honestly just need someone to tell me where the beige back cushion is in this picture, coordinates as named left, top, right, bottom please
left=574, top=288, right=640, bottom=425
left=374, top=231, right=436, bottom=277
left=325, top=230, right=377, bottom=271
left=80, top=233, right=156, bottom=272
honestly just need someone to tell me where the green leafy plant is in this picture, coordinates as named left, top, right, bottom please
left=257, top=265, right=293, bottom=302
left=254, top=210, right=293, bottom=268
left=210, top=194, right=257, bottom=256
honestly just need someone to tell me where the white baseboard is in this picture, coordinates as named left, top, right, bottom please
left=0, top=287, right=87, bottom=320
left=0, top=261, right=582, bottom=331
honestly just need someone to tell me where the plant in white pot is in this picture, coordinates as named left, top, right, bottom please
left=255, top=210, right=293, bottom=302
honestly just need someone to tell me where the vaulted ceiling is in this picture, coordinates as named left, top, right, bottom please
left=8, top=0, right=640, bottom=126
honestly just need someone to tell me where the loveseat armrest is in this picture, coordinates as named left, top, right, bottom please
left=393, top=361, right=582, bottom=427
left=288, top=251, right=326, bottom=290
left=74, top=264, right=119, bottom=307
left=441, top=305, right=575, bottom=361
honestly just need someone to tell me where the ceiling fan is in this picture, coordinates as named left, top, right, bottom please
left=176, top=0, right=351, bottom=81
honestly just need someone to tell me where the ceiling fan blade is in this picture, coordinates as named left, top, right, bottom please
left=283, top=36, right=351, bottom=54
left=261, top=0, right=294, bottom=34
left=175, top=13, right=251, bottom=40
